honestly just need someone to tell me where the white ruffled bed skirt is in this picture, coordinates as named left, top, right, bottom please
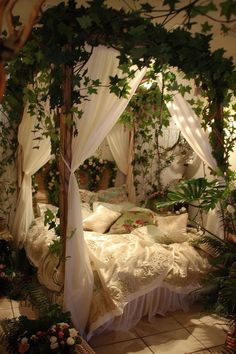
left=87, top=286, right=192, bottom=340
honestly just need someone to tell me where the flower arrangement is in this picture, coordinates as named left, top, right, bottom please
left=2, top=304, right=84, bottom=354
left=76, top=157, right=117, bottom=191
left=17, top=321, right=81, bottom=353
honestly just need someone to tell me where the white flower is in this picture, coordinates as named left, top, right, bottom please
left=21, top=337, right=28, bottom=344
left=66, top=337, right=75, bottom=346
left=99, top=159, right=103, bottom=163
left=50, top=336, right=58, bottom=344
left=175, top=210, right=180, bottom=215
left=180, top=207, right=186, bottom=213
left=69, top=328, right=78, bottom=338
left=50, top=342, right=59, bottom=350
left=227, top=205, right=235, bottom=214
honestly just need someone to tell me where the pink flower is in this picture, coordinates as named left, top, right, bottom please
left=0, top=264, right=6, bottom=269
left=18, top=342, right=30, bottom=353
left=36, top=331, right=44, bottom=337
left=135, top=219, right=144, bottom=225
left=58, top=331, right=64, bottom=338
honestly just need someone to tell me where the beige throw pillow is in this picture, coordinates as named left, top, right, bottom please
left=83, top=205, right=121, bottom=233
left=155, top=213, right=189, bottom=243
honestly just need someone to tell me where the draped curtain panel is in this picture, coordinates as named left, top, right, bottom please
left=106, top=123, right=130, bottom=175
left=10, top=105, right=51, bottom=246
left=106, top=124, right=137, bottom=202
left=64, top=45, right=146, bottom=335
left=157, top=76, right=217, bottom=171
left=157, top=75, right=224, bottom=237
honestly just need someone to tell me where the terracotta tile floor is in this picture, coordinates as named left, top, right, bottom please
left=0, top=298, right=229, bottom=354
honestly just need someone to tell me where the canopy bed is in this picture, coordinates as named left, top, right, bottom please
left=9, top=44, right=219, bottom=340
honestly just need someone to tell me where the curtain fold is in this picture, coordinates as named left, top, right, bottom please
left=157, top=75, right=224, bottom=237
left=63, top=45, right=146, bottom=335
left=106, top=124, right=129, bottom=175
left=10, top=105, right=51, bottom=247
left=157, top=76, right=217, bottom=171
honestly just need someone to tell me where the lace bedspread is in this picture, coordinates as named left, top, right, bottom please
left=84, top=231, right=209, bottom=332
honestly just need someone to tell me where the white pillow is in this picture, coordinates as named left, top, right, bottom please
left=132, top=224, right=166, bottom=243
left=93, top=201, right=135, bottom=213
left=83, top=205, right=121, bottom=233
left=155, top=213, right=189, bottom=243
left=81, top=202, right=93, bottom=220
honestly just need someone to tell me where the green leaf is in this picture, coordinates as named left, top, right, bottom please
left=201, top=21, right=213, bottom=33
left=221, top=23, right=230, bottom=34
left=163, top=0, right=180, bottom=11
left=77, top=15, right=93, bottom=29
left=220, top=0, right=236, bottom=20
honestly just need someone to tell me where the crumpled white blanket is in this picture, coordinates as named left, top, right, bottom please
left=84, top=231, right=209, bottom=317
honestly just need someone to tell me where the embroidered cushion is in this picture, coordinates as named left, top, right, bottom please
left=109, top=210, right=156, bottom=234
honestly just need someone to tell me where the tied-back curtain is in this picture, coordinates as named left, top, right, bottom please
left=106, top=123, right=136, bottom=201
left=10, top=105, right=51, bottom=247
left=157, top=75, right=217, bottom=171
left=156, top=75, right=223, bottom=236
left=64, top=45, right=146, bottom=335
left=106, top=124, right=129, bottom=175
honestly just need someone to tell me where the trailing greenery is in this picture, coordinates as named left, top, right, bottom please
left=1, top=0, right=236, bottom=176
left=77, top=156, right=117, bottom=191
left=119, top=70, right=193, bottom=202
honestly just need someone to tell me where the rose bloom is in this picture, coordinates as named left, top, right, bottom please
left=50, top=342, right=59, bottom=350
left=50, top=336, right=58, bottom=344
left=69, top=328, right=78, bottom=338
left=66, top=337, right=75, bottom=346
left=0, top=264, right=6, bottom=269
left=58, top=331, right=64, bottom=338
left=18, top=342, right=30, bottom=353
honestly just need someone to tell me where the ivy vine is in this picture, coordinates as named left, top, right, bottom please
left=0, top=0, right=236, bottom=224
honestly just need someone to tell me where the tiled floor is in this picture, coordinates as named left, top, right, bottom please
left=0, top=298, right=231, bottom=354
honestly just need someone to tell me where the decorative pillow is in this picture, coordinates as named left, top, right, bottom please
left=83, top=205, right=121, bottom=233
left=109, top=210, right=156, bottom=234
left=81, top=202, right=93, bottom=220
left=132, top=224, right=167, bottom=243
left=155, top=213, right=189, bottom=243
left=93, top=201, right=135, bottom=213
left=79, top=189, right=97, bottom=204
left=96, top=185, right=128, bottom=204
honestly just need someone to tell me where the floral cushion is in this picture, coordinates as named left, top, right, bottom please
left=93, top=201, right=135, bottom=213
left=79, top=189, right=97, bottom=204
left=83, top=205, right=121, bottom=233
left=109, top=210, right=156, bottom=234
left=96, top=185, right=128, bottom=204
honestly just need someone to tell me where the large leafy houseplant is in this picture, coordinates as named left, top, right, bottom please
left=157, top=177, right=236, bottom=350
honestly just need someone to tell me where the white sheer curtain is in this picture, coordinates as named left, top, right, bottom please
left=157, top=76, right=217, bottom=171
left=157, top=75, right=224, bottom=237
left=63, top=45, right=146, bottom=335
left=106, top=124, right=129, bottom=175
left=10, top=105, right=51, bottom=247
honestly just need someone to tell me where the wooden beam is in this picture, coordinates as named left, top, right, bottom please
left=59, top=56, right=73, bottom=274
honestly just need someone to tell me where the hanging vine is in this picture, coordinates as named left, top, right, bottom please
left=0, top=0, right=236, bottom=224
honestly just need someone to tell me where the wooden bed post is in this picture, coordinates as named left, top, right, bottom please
left=59, top=57, right=73, bottom=274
